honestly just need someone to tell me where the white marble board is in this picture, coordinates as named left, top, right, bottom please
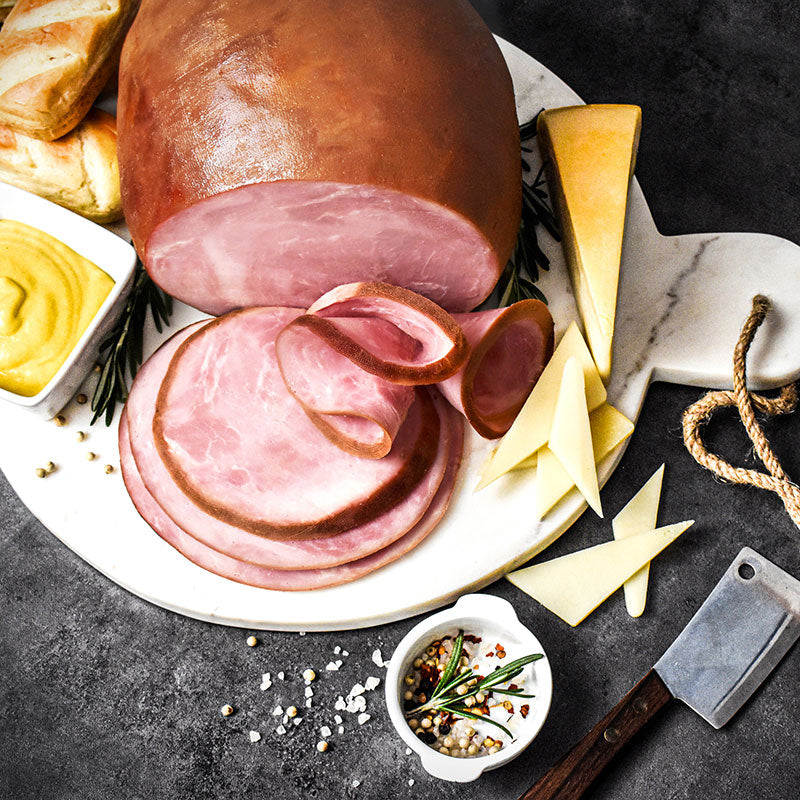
left=1, top=38, right=800, bottom=631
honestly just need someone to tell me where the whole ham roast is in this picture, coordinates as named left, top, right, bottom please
left=117, top=0, right=521, bottom=315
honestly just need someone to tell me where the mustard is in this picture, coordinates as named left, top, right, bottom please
left=0, top=219, right=114, bottom=397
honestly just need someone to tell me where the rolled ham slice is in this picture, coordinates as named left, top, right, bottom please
left=276, top=282, right=466, bottom=458
left=119, top=398, right=462, bottom=591
left=118, top=0, right=521, bottom=315
left=438, top=299, right=554, bottom=438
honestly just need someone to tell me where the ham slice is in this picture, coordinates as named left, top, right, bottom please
left=117, top=0, right=521, bottom=315
left=151, top=308, right=439, bottom=540
left=119, top=400, right=462, bottom=590
left=126, top=318, right=454, bottom=569
left=436, top=300, right=554, bottom=438
left=276, top=282, right=466, bottom=458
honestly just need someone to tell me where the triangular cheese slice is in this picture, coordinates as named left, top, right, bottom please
left=507, top=520, right=693, bottom=626
left=534, top=403, right=634, bottom=517
left=548, top=357, right=602, bottom=517
left=537, top=104, right=642, bottom=382
left=476, top=322, right=605, bottom=490
left=612, top=464, right=665, bottom=618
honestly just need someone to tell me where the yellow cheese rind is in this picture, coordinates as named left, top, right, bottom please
left=476, top=323, right=605, bottom=490
left=538, top=104, right=642, bottom=382
left=506, top=520, right=694, bottom=626
left=547, top=357, right=602, bottom=516
left=612, top=464, right=665, bottom=617
left=533, top=403, right=634, bottom=516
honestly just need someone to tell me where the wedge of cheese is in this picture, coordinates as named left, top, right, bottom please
left=537, top=104, right=642, bottom=382
left=612, top=464, right=665, bottom=618
left=507, top=520, right=693, bottom=626
left=476, top=322, right=605, bottom=490
left=534, top=403, right=634, bottom=517
left=548, top=357, right=602, bottom=516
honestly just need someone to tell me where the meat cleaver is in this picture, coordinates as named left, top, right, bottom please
left=519, top=547, right=800, bottom=800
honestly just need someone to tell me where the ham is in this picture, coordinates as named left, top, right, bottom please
left=276, top=282, right=467, bottom=458
left=117, top=0, right=521, bottom=315
left=439, top=300, right=555, bottom=438
left=125, top=318, right=457, bottom=569
left=119, top=402, right=462, bottom=591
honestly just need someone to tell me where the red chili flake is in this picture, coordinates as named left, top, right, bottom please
left=463, top=634, right=482, bottom=644
left=520, top=704, right=530, bottom=719
left=486, top=651, right=495, bottom=658
left=508, top=684, right=519, bottom=691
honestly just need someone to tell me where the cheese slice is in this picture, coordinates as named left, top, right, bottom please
left=537, top=104, right=642, bottom=382
left=534, top=403, right=634, bottom=517
left=507, top=520, right=693, bottom=626
left=476, top=322, right=605, bottom=490
left=612, top=464, right=665, bottom=618
left=548, top=356, right=602, bottom=517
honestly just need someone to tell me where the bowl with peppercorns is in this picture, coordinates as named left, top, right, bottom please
left=385, top=593, right=552, bottom=782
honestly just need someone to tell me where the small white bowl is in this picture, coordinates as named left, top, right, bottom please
left=0, top=182, right=137, bottom=418
left=386, top=593, right=552, bottom=783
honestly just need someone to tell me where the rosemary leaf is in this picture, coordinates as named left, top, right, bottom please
left=433, top=630, right=464, bottom=700
left=90, top=262, right=173, bottom=426
left=440, top=705, right=513, bottom=738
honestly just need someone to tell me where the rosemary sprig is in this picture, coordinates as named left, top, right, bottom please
left=90, top=263, right=173, bottom=426
left=404, top=629, right=543, bottom=739
left=492, top=110, right=561, bottom=307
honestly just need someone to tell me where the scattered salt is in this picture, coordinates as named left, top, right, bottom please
left=277, top=671, right=285, bottom=680
left=333, top=714, right=343, bottom=725
left=371, top=649, right=388, bottom=668
left=305, top=686, right=314, bottom=698
left=342, top=650, right=349, bottom=657
left=408, top=779, right=415, bottom=787
left=405, top=748, right=412, bottom=755
left=276, top=724, right=287, bottom=735
left=272, top=706, right=283, bottom=716
left=337, top=725, right=344, bottom=734
left=350, top=683, right=366, bottom=697
left=333, top=645, right=341, bottom=655
left=305, top=698, right=313, bottom=708
left=249, top=731, right=261, bottom=743
left=334, top=696, right=347, bottom=711
left=320, top=725, right=332, bottom=738
left=364, top=676, right=380, bottom=691
left=357, top=713, right=370, bottom=725
left=326, top=661, right=339, bottom=672
left=293, top=717, right=303, bottom=726
left=352, top=780, right=361, bottom=788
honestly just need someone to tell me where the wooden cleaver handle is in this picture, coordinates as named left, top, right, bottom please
left=518, top=669, right=672, bottom=800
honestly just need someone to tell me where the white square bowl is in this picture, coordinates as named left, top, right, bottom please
left=0, top=181, right=137, bottom=418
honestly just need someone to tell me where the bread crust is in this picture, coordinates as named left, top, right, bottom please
left=0, top=107, right=122, bottom=221
left=0, top=0, right=138, bottom=140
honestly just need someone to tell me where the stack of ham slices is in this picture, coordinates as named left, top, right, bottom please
left=120, top=283, right=553, bottom=590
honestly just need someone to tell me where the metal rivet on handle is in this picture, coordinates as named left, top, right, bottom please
left=633, top=697, right=649, bottom=714
left=603, top=727, right=620, bottom=743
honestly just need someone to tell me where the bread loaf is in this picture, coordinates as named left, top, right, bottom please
left=0, top=0, right=138, bottom=140
left=0, top=108, right=121, bottom=221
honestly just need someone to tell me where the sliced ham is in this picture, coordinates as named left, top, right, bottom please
left=126, top=318, right=453, bottom=569
left=276, top=282, right=467, bottom=458
left=117, top=0, right=520, bottom=315
left=151, top=308, right=439, bottom=540
left=438, top=300, right=555, bottom=438
left=119, top=402, right=462, bottom=591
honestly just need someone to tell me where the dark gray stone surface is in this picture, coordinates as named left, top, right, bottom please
left=2, top=1, right=799, bottom=798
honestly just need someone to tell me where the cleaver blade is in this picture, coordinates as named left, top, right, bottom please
left=653, top=546, right=800, bottom=728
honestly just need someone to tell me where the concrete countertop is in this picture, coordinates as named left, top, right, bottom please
left=2, top=1, right=799, bottom=798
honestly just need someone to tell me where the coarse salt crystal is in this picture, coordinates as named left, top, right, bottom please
left=277, top=671, right=285, bottom=680
left=346, top=696, right=367, bottom=714
left=249, top=731, right=261, bottom=743
left=364, top=677, right=380, bottom=691
left=408, top=779, right=414, bottom=787
left=305, top=698, right=313, bottom=708
left=334, top=646, right=341, bottom=655
left=276, top=724, right=287, bottom=735
left=334, top=697, right=346, bottom=711
left=282, top=714, right=289, bottom=725
left=352, top=780, right=361, bottom=788
left=326, top=662, right=339, bottom=671
left=337, top=725, right=344, bottom=734
left=357, top=713, right=370, bottom=725
left=342, top=650, right=349, bottom=657
left=350, top=683, right=365, bottom=697
left=405, top=748, right=412, bottom=755
left=272, top=706, right=283, bottom=716
left=293, top=717, right=302, bottom=726
left=262, top=672, right=271, bottom=682
left=320, top=725, right=332, bottom=738
left=260, top=681, right=272, bottom=691
left=305, top=686, right=314, bottom=698
left=333, top=714, right=343, bottom=725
